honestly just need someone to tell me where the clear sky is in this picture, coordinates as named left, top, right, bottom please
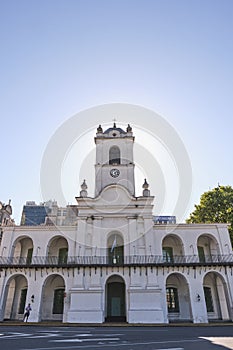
left=0, top=0, right=233, bottom=224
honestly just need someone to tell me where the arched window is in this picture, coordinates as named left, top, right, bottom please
left=107, top=234, right=124, bottom=264
left=109, top=146, right=120, bottom=165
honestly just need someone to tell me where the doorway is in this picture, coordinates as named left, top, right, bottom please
left=105, top=275, right=126, bottom=322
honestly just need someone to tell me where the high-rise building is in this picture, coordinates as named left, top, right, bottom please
left=20, top=201, right=49, bottom=226
left=20, top=200, right=78, bottom=226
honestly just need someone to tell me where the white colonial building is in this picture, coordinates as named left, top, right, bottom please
left=0, top=123, right=233, bottom=324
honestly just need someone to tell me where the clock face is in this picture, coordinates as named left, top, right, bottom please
left=110, top=168, right=120, bottom=178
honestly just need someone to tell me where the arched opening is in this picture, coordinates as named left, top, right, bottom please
left=11, top=236, right=34, bottom=264
left=162, top=235, right=184, bottom=263
left=107, top=233, right=124, bottom=264
left=109, top=146, right=120, bottom=165
left=3, top=274, right=28, bottom=321
left=47, top=236, right=69, bottom=264
left=105, top=275, right=126, bottom=322
left=197, top=234, right=220, bottom=263
left=40, top=274, right=65, bottom=321
left=166, top=273, right=192, bottom=322
left=203, top=272, right=230, bottom=321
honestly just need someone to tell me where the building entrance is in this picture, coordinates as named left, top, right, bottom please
left=105, top=276, right=126, bottom=322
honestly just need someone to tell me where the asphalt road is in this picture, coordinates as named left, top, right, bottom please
left=0, top=325, right=232, bottom=350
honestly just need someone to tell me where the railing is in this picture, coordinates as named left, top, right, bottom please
left=0, top=254, right=233, bottom=267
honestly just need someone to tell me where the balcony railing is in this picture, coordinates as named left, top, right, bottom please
left=0, top=254, right=233, bottom=267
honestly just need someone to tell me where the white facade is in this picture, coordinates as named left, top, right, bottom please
left=0, top=123, right=233, bottom=324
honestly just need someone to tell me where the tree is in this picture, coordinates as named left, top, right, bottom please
left=186, top=185, right=233, bottom=244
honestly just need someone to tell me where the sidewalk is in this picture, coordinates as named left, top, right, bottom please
left=1, top=320, right=233, bottom=327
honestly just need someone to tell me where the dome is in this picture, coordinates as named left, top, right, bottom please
left=103, top=122, right=126, bottom=135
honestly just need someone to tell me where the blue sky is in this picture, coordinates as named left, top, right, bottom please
left=0, top=0, right=233, bottom=223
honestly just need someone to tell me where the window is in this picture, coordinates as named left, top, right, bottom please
left=163, top=247, right=173, bottom=262
left=204, top=286, right=214, bottom=312
left=109, top=146, right=120, bottom=165
left=198, top=246, right=205, bottom=263
left=166, top=287, right=179, bottom=312
left=18, top=289, right=27, bottom=314
left=52, top=289, right=65, bottom=314
left=58, top=248, right=68, bottom=264
left=26, top=248, right=33, bottom=264
left=108, top=246, right=124, bottom=264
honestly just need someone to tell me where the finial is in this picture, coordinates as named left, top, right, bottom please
left=112, top=117, right=117, bottom=128
left=81, top=179, right=87, bottom=190
left=142, top=179, right=149, bottom=189
left=80, top=180, right=88, bottom=197
left=97, top=124, right=103, bottom=133
left=142, top=179, right=150, bottom=196
left=127, top=124, right=132, bottom=133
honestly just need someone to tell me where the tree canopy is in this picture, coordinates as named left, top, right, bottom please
left=186, top=185, right=233, bottom=244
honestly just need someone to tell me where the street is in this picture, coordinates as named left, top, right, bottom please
left=0, top=325, right=233, bottom=350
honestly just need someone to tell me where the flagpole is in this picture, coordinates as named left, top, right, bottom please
left=111, top=235, right=117, bottom=264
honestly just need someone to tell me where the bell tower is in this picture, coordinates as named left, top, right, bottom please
left=94, top=123, right=135, bottom=196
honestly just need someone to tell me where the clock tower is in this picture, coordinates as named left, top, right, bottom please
left=94, top=123, right=135, bottom=196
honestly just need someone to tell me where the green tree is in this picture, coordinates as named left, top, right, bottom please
left=186, top=185, right=233, bottom=244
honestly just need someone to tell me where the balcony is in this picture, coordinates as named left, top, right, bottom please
left=0, top=254, right=233, bottom=268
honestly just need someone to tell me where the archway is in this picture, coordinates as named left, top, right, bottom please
left=166, top=273, right=192, bottom=322
left=11, top=236, right=34, bottom=264
left=3, top=274, right=28, bottom=321
left=197, top=234, right=219, bottom=263
left=203, top=272, right=231, bottom=321
left=40, top=274, right=65, bottom=321
left=47, top=236, right=69, bottom=264
left=162, top=234, right=184, bottom=263
left=105, top=275, right=126, bottom=322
